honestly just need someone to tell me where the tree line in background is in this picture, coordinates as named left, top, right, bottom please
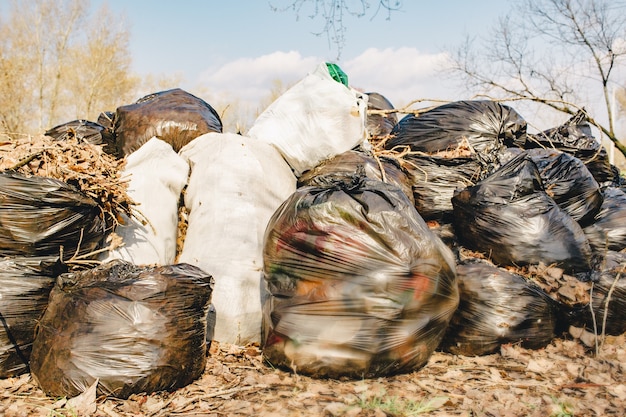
left=0, top=0, right=138, bottom=136
left=1, top=0, right=625, bottom=166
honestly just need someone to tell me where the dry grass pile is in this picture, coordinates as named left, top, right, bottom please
left=0, top=134, right=136, bottom=225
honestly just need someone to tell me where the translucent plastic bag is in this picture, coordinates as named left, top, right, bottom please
left=439, top=257, right=558, bottom=356
left=297, top=149, right=414, bottom=205
left=0, top=256, right=66, bottom=378
left=30, top=260, right=214, bottom=399
left=0, top=171, right=106, bottom=260
left=114, top=88, right=222, bottom=157
left=262, top=175, right=458, bottom=378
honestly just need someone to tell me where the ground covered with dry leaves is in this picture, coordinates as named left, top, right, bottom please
left=0, top=332, right=623, bottom=417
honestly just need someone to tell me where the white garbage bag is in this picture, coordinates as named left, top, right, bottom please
left=178, top=132, right=297, bottom=344
left=100, top=137, right=189, bottom=265
left=248, top=62, right=368, bottom=177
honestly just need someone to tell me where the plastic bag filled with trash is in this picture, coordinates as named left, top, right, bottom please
left=178, top=132, right=297, bottom=345
left=567, top=250, right=626, bottom=336
left=297, top=150, right=414, bottom=205
left=248, top=62, right=368, bottom=176
left=99, top=137, right=189, bottom=266
left=439, top=257, right=558, bottom=356
left=384, top=100, right=527, bottom=169
left=261, top=174, right=459, bottom=379
left=0, top=256, right=66, bottom=378
left=364, top=92, right=398, bottom=137
left=583, top=186, right=626, bottom=255
left=113, top=88, right=223, bottom=157
left=524, top=111, right=616, bottom=186
left=0, top=171, right=107, bottom=261
left=30, top=260, right=214, bottom=399
left=524, top=148, right=603, bottom=227
left=452, top=152, right=593, bottom=274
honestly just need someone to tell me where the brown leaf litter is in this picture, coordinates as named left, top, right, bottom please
left=0, top=333, right=623, bottom=417
left=0, top=134, right=136, bottom=226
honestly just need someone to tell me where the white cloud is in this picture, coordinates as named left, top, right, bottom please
left=191, top=47, right=467, bottom=130
left=343, top=47, right=459, bottom=108
left=195, top=51, right=320, bottom=109
left=194, top=47, right=462, bottom=111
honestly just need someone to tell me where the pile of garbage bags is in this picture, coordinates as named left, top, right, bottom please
left=1, top=61, right=625, bottom=397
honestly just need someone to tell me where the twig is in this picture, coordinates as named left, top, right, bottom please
left=600, top=272, right=621, bottom=350
left=9, top=151, right=43, bottom=170
left=589, top=282, right=600, bottom=356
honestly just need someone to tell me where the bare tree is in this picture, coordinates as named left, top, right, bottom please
left=0, top=0, right=138, bottom=136
left=69, top=4, right=138, bottom=121
left=270, top=0, right=402, bottom=59
left=450, top=0, right=626, bottom=157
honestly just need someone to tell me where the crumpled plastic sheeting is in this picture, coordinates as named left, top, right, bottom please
left=439, top=257, right=558, bottom=356
left=0, top=256, right=66, bottom=378
left=0, top=171, right=106, bottom=260
left=452, top=152, right=593, bottom=274
left=30, top=260, right=214, bottom=399
left=261, top=175, right=459, bottom=379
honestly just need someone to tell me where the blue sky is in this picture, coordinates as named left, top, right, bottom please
left=88, top=0, right=515, bottom=114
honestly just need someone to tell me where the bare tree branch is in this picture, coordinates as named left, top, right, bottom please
left=449, top=0, right=626, bottom=158
left=269, top=0, right=402, bottom=60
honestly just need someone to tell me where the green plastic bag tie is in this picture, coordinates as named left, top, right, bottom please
left=326, top=63, right=349, bottom=86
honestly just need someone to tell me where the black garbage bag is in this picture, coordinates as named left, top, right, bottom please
left=439, top=257, right=558, bottom=356
left=384, top=100, right=527, bottom=168
left=365, top=92, right=398, bottom=137
left=0, top=256, right=66, bottom=378
left=403, top=154, right=485, bottom=221
left=0, top=171, right=107, bottom=260
left=45, top=119, right=115, bottom=155
left=29, top=260, right=214, bottom=399
left=583, top=186, right=626, bottom=254
left=261, top=175, right=459, bottom=379
left=525, top=111, right=616, bottom=186
left=566, top=251, right=626, bottom=336
left=451, top=152, right=593, bottom=273
left=525, top=148, right=603, bottom=227
left=297, top=150, right=414, bottom=204
left=113, top=88, right=223, bottom=157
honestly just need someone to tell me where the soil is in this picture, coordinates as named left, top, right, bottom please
left=1, top=332, right=624, bottom=417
